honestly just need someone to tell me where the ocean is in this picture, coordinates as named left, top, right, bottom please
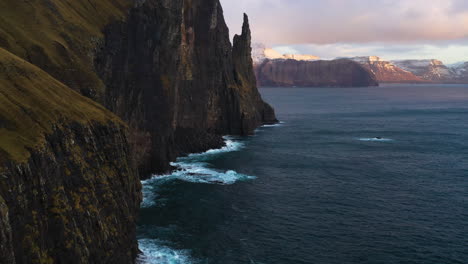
left=137, top=84, right=468, bottom=264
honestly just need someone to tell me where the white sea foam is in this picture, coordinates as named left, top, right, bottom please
left=169, top=161, right=255, bottom=185
left=182, top=136, right=244, bottom=160
left=141, top=161, right=255, bottom=197
left=261, top=121, right=285, bottom=128
left=137, top=239, right=193, bottom=264
left=139, top=136, right=254, bottom=263
left=140, top=136, right=253, bottom=208
left=141, top=183, right=158, bottom=208
left=358, top=137, right=394, bottom=142
left=262, top=124, right=281, bottom=128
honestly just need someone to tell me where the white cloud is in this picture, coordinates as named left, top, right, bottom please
left=271, top=42, right=468, bottom=64
left=220, top=0, right=468, bottom=62
left=223, top=0, right=468, bottom=44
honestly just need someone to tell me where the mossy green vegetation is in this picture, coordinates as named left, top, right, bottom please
left=0, top=48, right=123, bottom=164
left=0, top=1, right=141, bottom=262
left=0, top=0, right=132, bottom=98
left=0, top=0, right=133, bottom=164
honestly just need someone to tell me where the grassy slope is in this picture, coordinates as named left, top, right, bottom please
left=0, top=0, right=131, bottom=97
left=0, top=0, right=133, bottom=165
left=0, top=47, right=123, bottom=164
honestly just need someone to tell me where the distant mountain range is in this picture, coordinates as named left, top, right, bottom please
left=345, top=57, right=468, bottom=84
left=252, top=44, right=468, bottom=85
left=253, top=44, right=378, bottom=87
left=349, top=56, right=424, bottom=83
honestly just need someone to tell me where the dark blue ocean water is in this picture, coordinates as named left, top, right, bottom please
left=137, top=84, right=468, bottom=264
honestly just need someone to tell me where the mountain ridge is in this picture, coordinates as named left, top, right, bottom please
left=349, top=56, right=425, bottom=83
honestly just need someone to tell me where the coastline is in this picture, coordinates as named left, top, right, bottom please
left=137, top=122, right=282, bottom=263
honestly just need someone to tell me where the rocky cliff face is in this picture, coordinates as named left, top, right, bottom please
left=255, top=59, right=378, bottom=87
left=0, top=48, right=141, bottom=263
left=350, top=56, right=424, bottom=83
left=95, top=1, right=277, bottom=175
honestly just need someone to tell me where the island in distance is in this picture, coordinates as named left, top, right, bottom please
left=253, top=44, right=468, bottom=87
left=255, top=58, right=379, bottom=87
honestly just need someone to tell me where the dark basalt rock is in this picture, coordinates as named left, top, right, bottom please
left=0, top=195, right=15, bottom=263
left=95, top=0, right=277, bottom=177
left=255, top=59, right=379, bottom=87
left=0, top=46, right=141, bottom=264
left=0, top=122, right=141, bottom=264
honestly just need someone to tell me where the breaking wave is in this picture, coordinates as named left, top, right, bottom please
left=261, top=121, right=285, bottom=128
left=181, top=136, right=245, bottom=161
left=141, top=136, right=253, bottom=208
left=137, top=239, right=193, bottom=264
left=138, top=136, right=255, bottom=263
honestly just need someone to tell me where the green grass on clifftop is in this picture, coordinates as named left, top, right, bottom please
left=0, top=0, right=132, bottom=98
left=0, top=48, right=123, bottom=165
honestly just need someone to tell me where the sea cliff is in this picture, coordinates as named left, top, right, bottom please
left=0, top=0, right=276, bottom=263
left=0, top=48, right=141, bottom=263
left=96, top=3, right=277, bottom=175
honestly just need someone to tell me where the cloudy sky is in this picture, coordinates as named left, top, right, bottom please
left=220, top=0, right=468, bottom=64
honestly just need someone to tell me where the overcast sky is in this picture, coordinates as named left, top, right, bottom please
left=220, top=0, right=468, bottom=64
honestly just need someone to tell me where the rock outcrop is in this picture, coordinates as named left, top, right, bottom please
left=0, top=48, right=141, bottom=263
left=255, top=59, right=378, bottom=87
left=350, top=56, right=425, bottom=83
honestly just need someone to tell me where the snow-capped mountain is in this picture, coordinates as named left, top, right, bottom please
left=252, top=43, right=319, bottom=65
left=282, top=54, right=320, bottom=61
left=391, top=59, right=453, bottom=82
left=252, top=43, right=468, bottom=84
left=349, top=56, right=424, bottom=83
left=447, top=61, right=466, bottom=68
left=450, top=62, right=468, bottom=82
